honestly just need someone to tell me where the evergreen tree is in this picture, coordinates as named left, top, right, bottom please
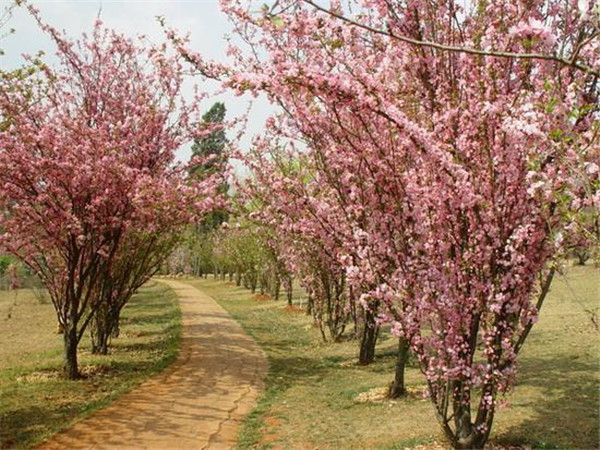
left=190, top=102, right=227, bottom=178
left=191, top=102, right=229, bottom=231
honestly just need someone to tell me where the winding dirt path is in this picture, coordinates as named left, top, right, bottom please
left=38, top=279, right=268, bottom=450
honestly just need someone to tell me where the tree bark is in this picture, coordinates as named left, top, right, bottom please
left=259, top=273, right=266, bottom=295
left=91, top=311, right=109, bottom=355
left=444, top=382, right=487, bottom=449
left=91, top=327, right=109, bottom=355
left=306, top=294, right=314, bottom=315
left=576, top=249, right=589, bottom=265
left=285, top=276, right=293, bottom=306
left=388, top=336, right=409, bottom=398
left=63, top=322, right=79, bottom=379
left=110, top=313, right=120, bottom=338
left=358, top=308, right=379, bottom=365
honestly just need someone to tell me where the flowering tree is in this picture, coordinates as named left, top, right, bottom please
left=240, top=146, right=372, bottom=345
left=0, top=10, right=218, bottom=378
left=89, top=218, right=185, bottom=355
left=190, top=0, right=599, bottom=447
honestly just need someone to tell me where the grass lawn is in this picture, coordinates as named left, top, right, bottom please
left=187, top=264, right=599, bottom=450
left=0, top=280, right=181, bottom=449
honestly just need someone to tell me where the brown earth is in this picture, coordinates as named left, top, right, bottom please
left=36, top=279, right=268, bottom=450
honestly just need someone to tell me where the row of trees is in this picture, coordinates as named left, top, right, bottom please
left=0, top=7, right=222, bottom=378
left=171, top=208, right=407, bottom=395
left=172, top=0, right=599, bottom=448
left=168, top=222, right=294, bottom=301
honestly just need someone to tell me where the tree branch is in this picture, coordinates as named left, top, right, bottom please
left=302, top=0, right=599, bottom=77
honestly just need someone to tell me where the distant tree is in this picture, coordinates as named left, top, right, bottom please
left=190, top=102, right=227, bottom=179
left=185, top=102, right=229, bottom=270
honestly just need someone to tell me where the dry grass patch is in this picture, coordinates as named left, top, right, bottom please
left=0, top=281, right=181, bottom=449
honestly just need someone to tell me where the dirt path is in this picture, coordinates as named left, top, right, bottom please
left=38, top=279, right=268, bottom=450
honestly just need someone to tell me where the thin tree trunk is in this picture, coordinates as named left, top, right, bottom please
left=576, top=250, right=589, bottom=265
left=349, top=287, right=358, bottom=338
left=110, top=312, right=120, bottom=338
left=285, top=276, right=293, bottom=306
left=63, top=322, right=79, bottom=379
left=440, top=381, right=487, bottom=449
left=91, top=329, right=109, bottom=354
left=358, top=308, right=379, bottom=365
left=306, top=294, right=313, bottom=315
left=259, top=273, right=266, bottom=295
left=91, top=317, right=109, bottom=355
left=388, top=336, right=409, bottom=398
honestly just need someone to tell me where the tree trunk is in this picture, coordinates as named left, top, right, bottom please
left=306, top=295, right=313, bottom=315
left=388, top=336, right=409, bottom=398
left=110, top=313, right=120, bottom=338
left=316, top=316, right=327, bottom=342
left=349, top=287, right=358, bottom=338
left=91, top=311, right=110, bottom=355
left=91, top=303, right=122, bottom=355
left=445, top=382, right=487, bottom=449
left=576, top=249, right=589, bottom=266
left=453, top=406, right=479, bottom=449
left=259, top=274, right=266, bottom=295
left=91, top=328, right=109, bottom=355
left=285, top=276, right=293, bottom=306
left=358, top=309, right=379, bottom=365
left=63, top=322, right=79, bottom=379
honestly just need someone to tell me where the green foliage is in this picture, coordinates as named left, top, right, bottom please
left=0, top=254, right=11, bottom=275
left=190, top=102, right=227, bottom=178
left=190, top=101, right=229, bottom=231
left=0, top=55, right=48, bottom=132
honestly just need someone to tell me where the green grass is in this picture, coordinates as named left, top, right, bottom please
left=186, top=264, right=599, bottom=450
left=0, top=280, right=181, bottom=449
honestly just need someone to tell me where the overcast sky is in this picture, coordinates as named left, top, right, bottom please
left=1, top=0, right=274, bottom=164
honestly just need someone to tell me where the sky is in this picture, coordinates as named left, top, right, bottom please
left=0, top=0, right=275, bottom=165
